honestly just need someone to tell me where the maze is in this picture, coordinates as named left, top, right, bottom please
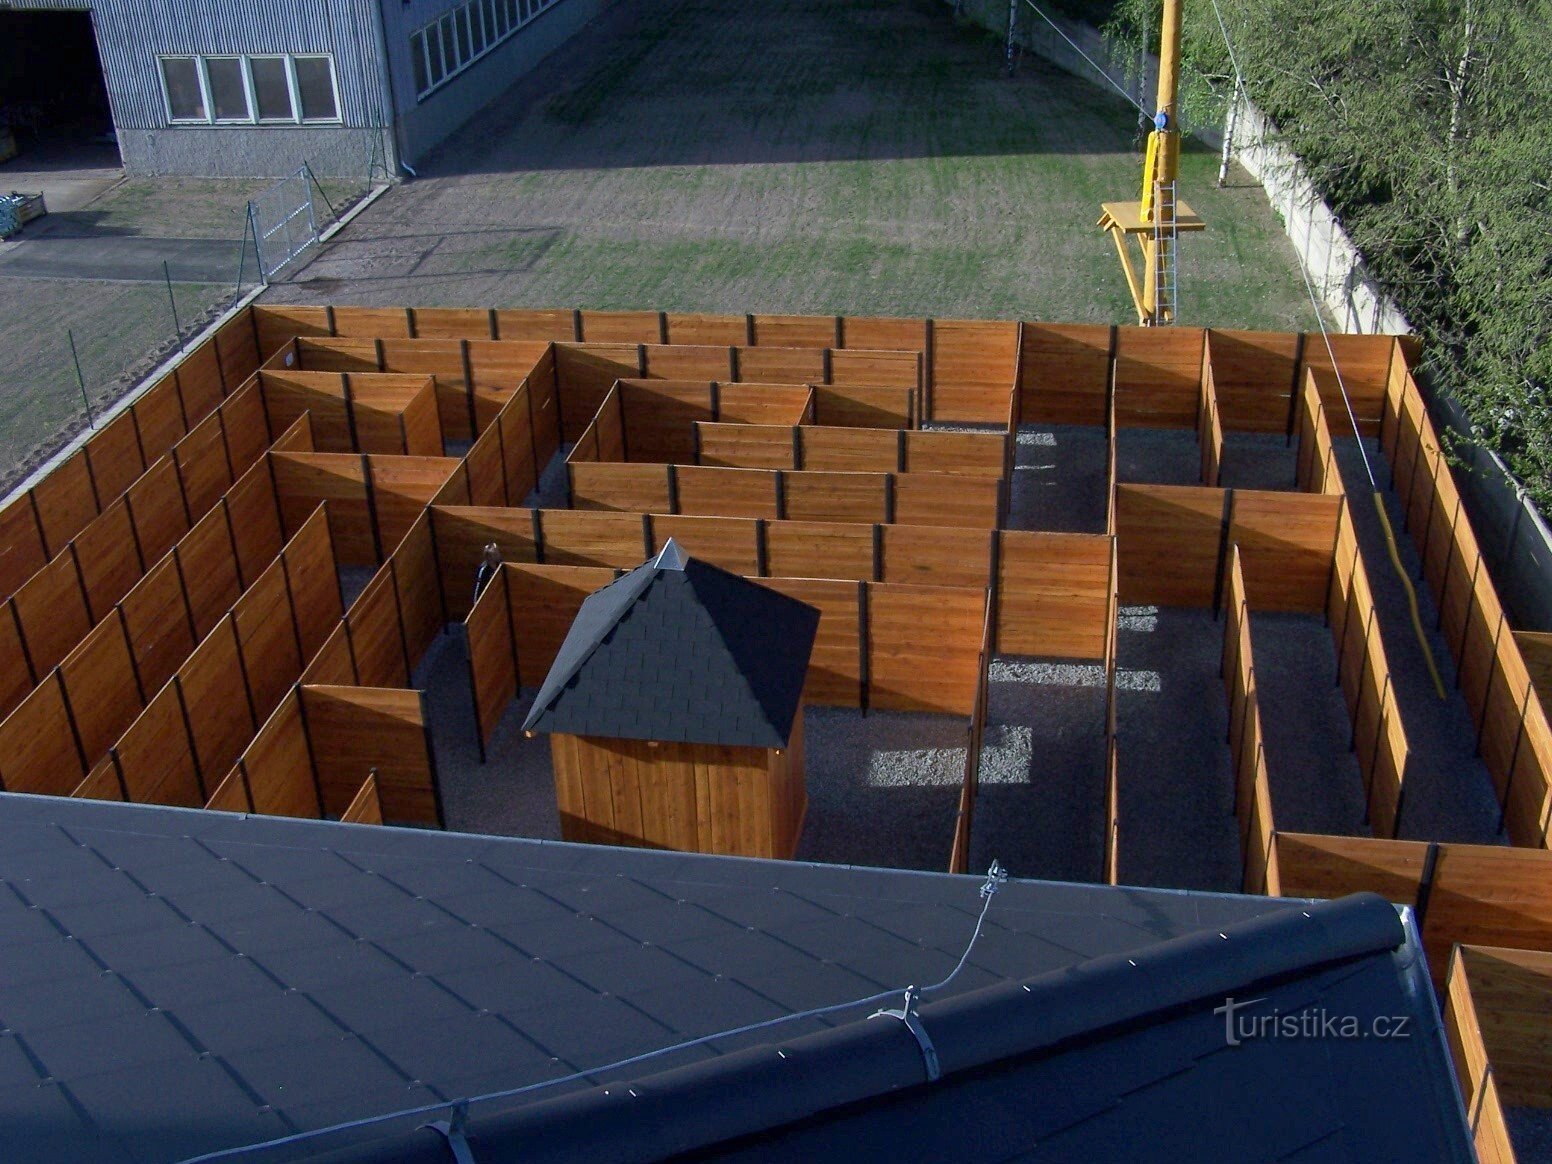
left=4, top=305, right=1552, bottom=1135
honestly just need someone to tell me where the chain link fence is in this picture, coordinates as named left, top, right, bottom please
left=0, top=163, right=375, bottom=497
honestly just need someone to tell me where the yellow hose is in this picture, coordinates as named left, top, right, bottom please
left=1371, top=491, right=1447, bottom=700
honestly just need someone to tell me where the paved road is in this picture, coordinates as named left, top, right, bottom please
left=0, top=233, right=241, bottom=283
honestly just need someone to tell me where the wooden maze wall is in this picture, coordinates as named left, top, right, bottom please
left=4, top=305, right=1552, bottom=1089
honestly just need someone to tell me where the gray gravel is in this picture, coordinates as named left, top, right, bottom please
left=1334, top=438, right=1504, bottom=843
left=1114, top=604, right=1241, bottom=892
left=337, top=564, right=376, bottom=611
left=1008, top=426, right=1107, bottom=533
left=794, top=706, right=966, bottom=873
left=1116, top=426, right=1202, bottom=487
left=1508, top=1108, right=1552, bottom=1164
left=1249, top=611, right=1367, bottom=836
left=968, top=659, right=1106, bottom=883
left=1219, top=431, right=1298, bottom=491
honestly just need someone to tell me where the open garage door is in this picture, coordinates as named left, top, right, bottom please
left=0, top=10, right=121, bottom=170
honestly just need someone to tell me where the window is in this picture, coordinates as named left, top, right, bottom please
left=156, top=55, right=341, bottom=126
left=206, top=57, right=250, bottom=121
left=294, top=57, right=339, bottom=121
left=250, top=57, right=294, bottom=121
left=161, top=57, right=206, bottom=122
left=410, top=0, right=541, bottom=100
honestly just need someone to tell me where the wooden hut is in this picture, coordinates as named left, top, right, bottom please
left=523, top=540, right=819, bottom=859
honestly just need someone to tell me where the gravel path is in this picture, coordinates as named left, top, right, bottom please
left=1114, top=605, right=1240, bottom=892
left=1115, top=426, right=1202, bottom=487
left=1009, top=427, right=1107, bottom=533
left=1249, top=611, right=1367, bottom=836
left=1220, top=431, right=1297, bottom=491
left=968, top=659, right=1106, bottom=883
left=1333, top=437, right=1504, bottom=843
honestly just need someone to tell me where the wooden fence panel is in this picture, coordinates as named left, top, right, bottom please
left=260, top=370, right=353, bottom=450
left=842, top=317, right=927, bottom=355
left=220, top=379, right=273, bottom=476
left=431, top=506, right=540, bottom=620
left=1425, top=845, right=1552, bottom=976
left=119, top=557, right=195, bottom=697
left=390, top=512, right=443, bottom=669
left=1115, top=484, right=1225, bottom=607
left=467, top=568, right=515, bottom=749
left=214, top=307, right=262, bottom=387
left=555, top=344, right=640, bottom=437
left=464, top=422, right=507, bottom=508
left=643, top=344, right=734, bottom=382
left=125, top=457, right=191, bottom=568
left=930, top=320, right=1019, bottom=424
left=220, top=460, right=282, bottom=590
left=114, top=683, right=204, bottom=806
left=696, top=423, right=795, bottom=469
left=750, top=314, right=837, bottom=348
left=58, top=618, right=142, bottom=767
left=204, top=767, right=252, bottom=813
left=735, top=345, right=826, bottom=384
left=1228, top=490, right=1341, bottom=613
left=755, top=577, right=862, bottom=706
left=12, top=551, right=92, bottom=678
left=252, top=304, right=329, bottom=357
left=177, top=505, right=243, bottom=639
left=538, top=509, right=648, bottom=568
left=995, top=531, right=1111, bottom=658
left=71, top=758, right=123, bottom=803
left=301, top=622, right=356, bottom=686
left=570, top=463, right=672, bottom=513
left=579, top=310, right=660, bottom=344
left=347, top=568, right=408, bottom=688
left=828, top=349, right=920, bottom=391
left=31, top=451, right=99, bottom=557
left=1198, top=356, right=1224, bottom=487
left=240, top=690, right=321, bottom=819
left=175, top=410, right=235, bottom=518
left=506, top=564, right=617, bottom=687
left=329, top=306, right=410, bottom=338
left=716, top=383, right=812, bottom=426
left=341, top=773, right=384, bottom=824
left=175, top=338, right=227, bottom=426
left=302, top=685, right=439, bottom=824
left=498, top=384, right=539, bottom=503
left=903, top=430, right=1005, bottom=477
left=0, top=677, right=84, bottom=794
left=369, top=455, right=458, bottom=555
left=648, top=515, right=761, bottom=576
left=72, top=501, right=143, bottom=622
left=233, top=558, right=302, bottom=718
left=494, top=309, right=575, bottom=340
left=665, top=313, right=748, bottom=346
left=879, top=524, right=993, bottom=588
left=133, top=378, right=189, bottom=464
left=1205, top=329, right=1299, bottom=434
left=1268, top=831, right=1428, bottom=905
left=179, top=619, right=258, bottom=783
left=617, top=380, right=711, bottom=463
left=411, top=307, right=491, bottom=339
left=800, top=427, right=896, bottom=473
left=782, top=472, right=887, bottom=524
left=1115, top=327, right=1205, bottom=429
left=1019, top=323, right=1111, bottom=427
left=674, top=467, right=778, bottom=520
left=0, top=497, right=48, bottom=604
left=271, top=452, right=376, bottom=566
left=764, top=520, right=874, bottom=580
left=86, top=410, right=147, bottom=507
left=811, top=385, right=913, bottom=429
left=1300, top=332, right=1390, bottom=436
left=867, top=584, right=985, bottom=714
left=0, top=601, right=34, bottom=721
left=891, top=475, right=1000, bottom=528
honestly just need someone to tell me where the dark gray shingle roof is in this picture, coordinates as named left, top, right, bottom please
left=0, top=794, right=1471, bottom=1164
left=521, top=544, right=819, bottom=749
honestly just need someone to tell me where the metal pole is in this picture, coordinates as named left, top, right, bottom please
left=1004, top=0, right=1018, bottom=76
left=247, top=200, right=269, bottom=286
left=67, top=329, right=96, bottom=429
left=163, top=260, right=184, bottom=353
left=304, top=160, right=337, bottom=220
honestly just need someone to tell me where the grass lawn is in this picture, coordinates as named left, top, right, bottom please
left=265, top=0, right=1312, bottom=331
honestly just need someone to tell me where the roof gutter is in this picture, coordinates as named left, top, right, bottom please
left=320, top=892, right=1405, bottom=1164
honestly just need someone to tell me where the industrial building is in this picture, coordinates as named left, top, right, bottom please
left=0, top=0, right=609, bottom=176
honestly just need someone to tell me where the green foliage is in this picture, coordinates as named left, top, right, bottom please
left=1103, top=0, right=1552, bottom=505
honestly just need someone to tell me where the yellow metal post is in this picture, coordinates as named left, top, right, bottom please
left=1098, top=0, right=1202, bottom=326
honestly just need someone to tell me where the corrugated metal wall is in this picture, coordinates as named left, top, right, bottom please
left=5, top=0, right=393, bottom=131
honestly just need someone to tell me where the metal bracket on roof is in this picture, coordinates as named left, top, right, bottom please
left=870, top=985, right=941, bottom=1082
left=421, top=1100, right=478, bottom=1164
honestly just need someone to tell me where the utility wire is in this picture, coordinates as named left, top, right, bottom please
left=179, top=862, right=1011, bottom=1164
left=1017, top=0, right=1149, bottom=115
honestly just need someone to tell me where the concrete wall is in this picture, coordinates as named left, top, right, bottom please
left=117, top=125, right=393, bottom=178
left=380, top=0, right=613, bottom=166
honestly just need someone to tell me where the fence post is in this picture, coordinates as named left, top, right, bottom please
left=66, top=329, right=96, bottom=429
left=163, top=260, right=185, bottom=353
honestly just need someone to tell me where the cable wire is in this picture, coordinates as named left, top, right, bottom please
left=1017, top=0, right=1149, bottom=115
left=178, top=861, right=1011, bottom=1164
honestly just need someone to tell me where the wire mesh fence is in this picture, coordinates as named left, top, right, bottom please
left=0, top=164, right=372, bottom=496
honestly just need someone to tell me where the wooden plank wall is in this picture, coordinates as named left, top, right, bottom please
left=1204, top=329, right=1300, bottom=435
left=1383, top=346, right=1552, bottom=848
left=301, top=685, right=441, bottom=825
left=1222, top=547, right=1277, bottom=894
left=1197, top=342, right=1224, bottom=487
left=466, top=567, right=516, bottom=753
left=692, top=423, right=1005, bottom=477
left=1445, top=946, right=1531, bottom=1164
left=1227, top=489, right=1341, bottom=613
left=1114, top=327, right=1205, bottom=429
left=1294, top=372, right=1340, bottom=495
left=1115, top=484, right=1226, bottom=607
left=994, top=531, right=1111, bottom=659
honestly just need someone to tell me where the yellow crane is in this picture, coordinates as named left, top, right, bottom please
left=1098, top=0, right=1204, bottom=326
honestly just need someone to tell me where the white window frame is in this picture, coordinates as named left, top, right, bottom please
left=156, top=54, right=343, bottom=127
left=410, top=0, right=553, bottom=101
